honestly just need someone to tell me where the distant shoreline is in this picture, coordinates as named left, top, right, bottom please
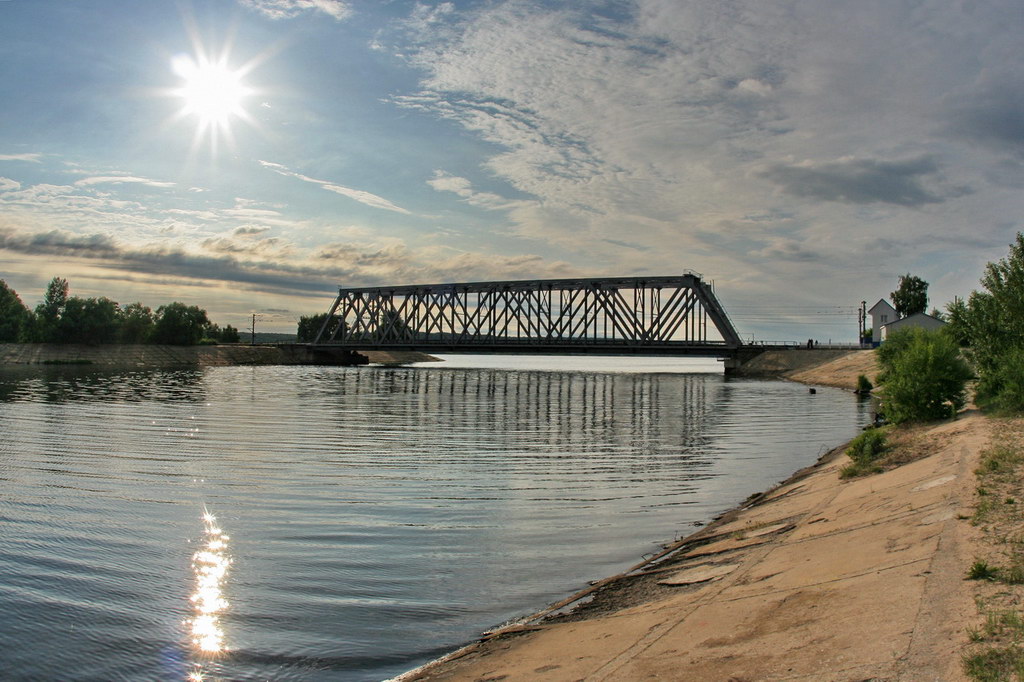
left=0, top=343, right=441, bottom=368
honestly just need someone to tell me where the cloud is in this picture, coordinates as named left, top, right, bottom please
left=427, top=171, right=524, bottom=211
left=602, top=239, right=649, bottom=252
left=74, top=176, right=176, bottom=189
left=0, top=227, right=578, bottom=299
left=757, top=157, right=960, bottom=207
left=239, top=0, right=351, bottom=21
left=752, top=238, right=822, bottom=262
left=259, top=160, right=412, bottom=215
left=0, top=153, right=42, bottom=163
left=201, top=235, right=294, bottom=258
left=388, top=1, right=802, bottom=253
left=234, top=226, right=272, bottom=236
left=947, top=82, right=1024, bottom=158
left=0, top=177, right=20, bottom=192
left=0, top=229, right=120, bottom=258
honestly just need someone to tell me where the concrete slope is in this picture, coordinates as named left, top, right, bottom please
left=409, top=413, right=986, bottom=681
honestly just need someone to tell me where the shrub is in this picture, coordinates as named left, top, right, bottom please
left=840, top=427, right=889, bottom=478
left=967, top=559, right=999, bottom=581
left=876, top=327, right=973, bottom=424
left=976, top=346, right=1024, bottom=415
left=856, top=374, right=873, bottom=393
left=846, top=428, right=888, bottom=464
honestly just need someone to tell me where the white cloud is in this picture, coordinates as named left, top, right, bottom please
left=259, top=160, right=412, bottom=215
left=0, top=177, right=20, bottom=192
left=427, top=170, right=525, bottom=211
left=239, top=0, right=351, bottom=21
left=0, top=153, right=42, bottom=163
left=74, top=176, right=175, bottom=189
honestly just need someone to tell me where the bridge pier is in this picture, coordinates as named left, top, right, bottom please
left=722, top=347, right=768, bottom=376
left=277, top=344, right=369, bottom=366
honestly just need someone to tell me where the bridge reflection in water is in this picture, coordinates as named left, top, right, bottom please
left=312, top=275, right=742, bottom=357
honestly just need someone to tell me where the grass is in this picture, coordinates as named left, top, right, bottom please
left=963, top=647, right=1024, bottom=682
left=969, top=560, right=1001, bottom=581
left=977, top=446, right=1024, bottom=477
left=964, top=420, right=1024, bottom=681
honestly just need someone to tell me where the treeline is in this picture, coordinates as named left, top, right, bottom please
left=944, top=232, right=1024, bottom=413
left=0, top=277, right=239, bottom=346
left=868, top=232, right=1024, bottom=424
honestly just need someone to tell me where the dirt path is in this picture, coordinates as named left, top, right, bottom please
left=404, top=398, right=991, bottom=681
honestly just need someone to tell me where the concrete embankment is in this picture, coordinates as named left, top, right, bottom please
left=732, top=349, right=879, bottom=391
left=404, top=348, right=988, bottom=681
left=0, top=343, right=440, bottom=368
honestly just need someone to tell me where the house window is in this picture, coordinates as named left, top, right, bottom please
left=882, top=315, right=888, bottom=323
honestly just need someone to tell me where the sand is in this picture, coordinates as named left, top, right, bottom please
left=401, top=349, right=993, bottom=681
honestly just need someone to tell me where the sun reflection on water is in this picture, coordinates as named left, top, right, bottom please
left=186, top=509, right=231, bottom=672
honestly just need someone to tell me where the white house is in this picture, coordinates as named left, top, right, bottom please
left=880, top=311, right=947, bottom=340
left=868, top=299, right=897, bottom=344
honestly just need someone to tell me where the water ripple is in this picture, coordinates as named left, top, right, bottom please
left=0, top=362, right=869, bottom=680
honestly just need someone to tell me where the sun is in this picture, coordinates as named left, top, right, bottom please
left=173, top=55, right=250, bottom=127
left=171, top=53, right=253, bottom=145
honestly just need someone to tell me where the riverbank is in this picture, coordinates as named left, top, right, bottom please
left=403, top=350, right=993, bottom=681
left=0, top=343, right=440, bottom=367
left=733, top=348, right=879, bottom=391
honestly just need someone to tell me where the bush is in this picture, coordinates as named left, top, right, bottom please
left=847, top=428, right=888, bottom=464
left=876, top=327, right=973, bottom=424
left=975, top=346, right=1024, bottom=415
left=840, top=427, right=889, bottom=478
left=856, top=374, right=873, bottom=393
left=967, top=559, right=999, bottom=581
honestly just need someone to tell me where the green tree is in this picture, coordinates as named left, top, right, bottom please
left=150, top=302, right=210, bottom=345
left=219, top=324, right=240, bottom=343
left=56, top=297, right=120, bottom=344
left=297, top=313, right=344, bottom=342
left=943, top=296, right=972, bottom=347
left=890, top=273, right=928, bottom=318
left=960, top=233, right=1024, bottom=411
left=118, top=302, right=154, bottom=344
left=201, top=323, right=240, bottom=343
left=876, top=327, right=973, bottom=423
left=33, top=276, right=69, bottom=342
left=0, top=279, right=30, bottom=342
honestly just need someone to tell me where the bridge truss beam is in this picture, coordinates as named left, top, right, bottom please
left=313, top=275, right=741, bottom=352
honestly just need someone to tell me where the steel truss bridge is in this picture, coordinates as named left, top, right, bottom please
left=312, top=274, right=746, bottom=357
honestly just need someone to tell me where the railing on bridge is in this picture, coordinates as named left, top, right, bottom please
left=312, top=275, right=742, bottom=354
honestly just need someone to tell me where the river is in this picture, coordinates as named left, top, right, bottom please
left=0, top=356, right=870, bottom=681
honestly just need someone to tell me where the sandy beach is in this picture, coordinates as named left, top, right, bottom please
left=403, top=350, right=1006, bottom=681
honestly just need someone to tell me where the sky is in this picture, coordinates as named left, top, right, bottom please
left=1, top=0, right=1022, bottom=341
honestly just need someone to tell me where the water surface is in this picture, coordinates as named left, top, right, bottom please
left=0, top=358, right=869, bottom=680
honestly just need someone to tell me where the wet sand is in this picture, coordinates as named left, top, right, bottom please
left=401, top=350, right=988, bottom=681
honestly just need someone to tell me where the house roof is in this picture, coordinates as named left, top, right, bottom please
left=868, top=299, right=896, bottom=315
left=880, top=311, right=947, bottom=328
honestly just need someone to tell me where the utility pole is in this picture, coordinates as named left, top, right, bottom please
left=250, top=313, right=257, bottom=345
left=859, top=301, right=866, bottom=346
